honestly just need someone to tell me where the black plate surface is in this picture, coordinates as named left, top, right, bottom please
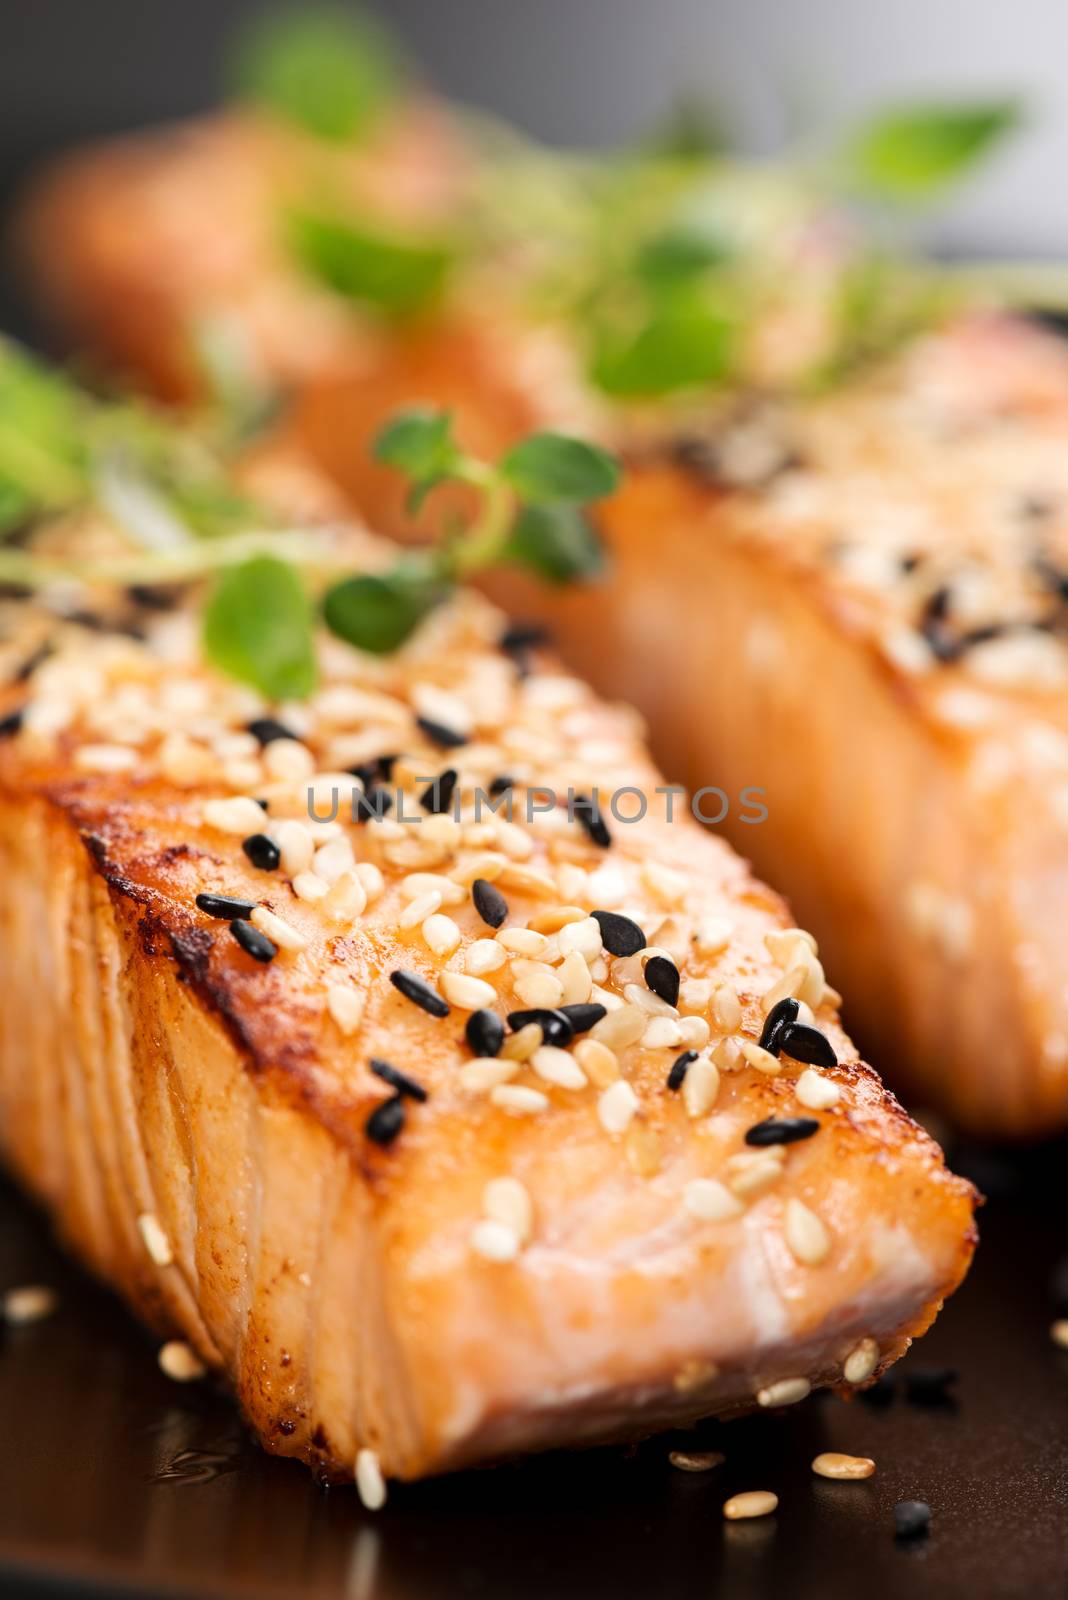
left=0, top=1140, right=1064, bottom=1600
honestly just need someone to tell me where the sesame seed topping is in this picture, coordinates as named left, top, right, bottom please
left=420, top=768, right=458, bottom=815
left=483, top=1176, right=533, bottom=1241
left=590, top=910, right=645, bottom=957
left=196, top=892, right=256, bottom=920
left=416, top=715, right=468, bottom=749
left=365, top=1095, right=405, bottom=1145
left=723, top=1491, right=778, bottom=1521
left=441, top=971, right=497, bottom=1010
left=370, top=1057, right=428, bottom=1102
left=422, top=913, right=462, bottom=957
left=352, top=786, right=393, bottom=822
left=465, top=1009, right=505, bottom=1058
left=246, top=717, right=299, bottom=747
left=3, top=1285, right=57, bottom=1325
left=670, top=1450, right=725, bottom=1473
left=779, top=1022, right=837, bottom=1068
left=137, top=1212, right=174, bottom=1267
left=813, top=1453, right=875, bottom=1480
left=0, top=709, right=24, bottom=738
left=507, top=1007, right=572, bottom=1046
left=389, top=969, right=450, bottom=1018
left=241, top=833, right=281, bottom=872
left=472, top=877, right=508, bottom=928
left=739, top=1040, right=781, bottom=1076
left=490, top=1084, right=549, bottom=1115
left=683, top=1177, right=743, bottom=1222
left=758, top=996, right=800, bottom=1054
left=230, top=919, right=277, bottom=963
left=557, top=1002, right=606, bottom=1034
left=355, top=1447, right=387, bottom=1511
left=203, top=796, right=268, bottom=835
left=327, top=985, right=364, bottom=1036
left=574, top=793, right=611, bottom=848
left=158, top=1340, right=206, bottom=1382
left=644, top=954, right=680, bottom=1007
left=667, top=1049, right=699, bottom=1090
left=470, top=1219, right=520, bottom=1261
left=745, top=1116, right=820, bottom=1147
left=783, top=1198, right=830, bottom=1265
left=250, top=905, right=307, bottom=952
left=843, top=1337, right=879, bottom=1384
left=460, top=1057, right=518, bottom=1091
left=573, top=1038, right=619, bottom=1086
left=795, top=1069, right=840, bottom=1110
left=598, top=1078, right=638, bottom=1134
left=756, top=1376, right=811, bottom=1407
left=530, top=1045, right=587, bottom=1089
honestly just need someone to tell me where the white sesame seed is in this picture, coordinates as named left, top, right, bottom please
left=441, top=971, right=497, bottom=1010
left=466, top=939, right=508, bottom=976
left=642, top=861, right=687, bottom=906
left=694, top=919, right=732, bottom=956
left=137, top=1212, right=173, bottom=1267
left=679, top=978, right=713, bottom=1014
left=499, top=1022, right=543, bottom=1061
left=274, top=819, right=315, bottom=875
left=710, top=984, right=743, bottom=1032
left=728, top=1156, right=784, bottom=1199
left=263, top=738, right=315, bottom=782
left=740, top=1040, right=781, bottom=1076
left=598, top=1078, right=638, bottom=1134
left=422, top=913, right=462, bottom=957
left=513, top=969, right=565, bottom=1009
left=322, top=868, right=368, bottom=923
left=812, top=1453, right=875, bottom=1480
left=203, top=797, right=267, bottom=835
left=765, top=927, right=818, bottom=966
left=670, top=1450, right=725, bottom=1473
left=677, top=1016, right=711, bottom=1050
left=761, top=965, right=807, bottom=1013
left=573, top=1038, right=619, bottom=1087
left=683, top=1178, right=743, bottom=1222
left=497, top=928, right=548, bottom=956
left=683, top=1055, right=720, bottom=1118
left=757, top=1376, right=811, bottom=1407
left=158, top=1340, right=206, bottom=1382
left=490, top=1084, right=549, bottom=1115
left=642, top=1017, right=684, bottom=1050
left=399, top=872, right=466, bottom=906
left=843, top=1337, right=879, bottom=1384
left=795, top=1069, right=840, bottom=1110
left=624, top=982, right=678, bottom=1019
left=470, top=1218, right=520, bottom=1262
left=530, top=1045, right=587, bottom=1090
left=590, top=1004, right=647, bottom=1051
left=557, top=916, right=603, bottom=961
left=558, top=948, right=593, bottom=1005
left=355, top=862, right=385, bottom=902
left=293, top=871, right=329, bottom=904
left=399, top=890, right=442, bottom=929
left=483, top=1177, right=533, bottom=1241
left=74, top=742, right=139, bottom=773
left=313, top=835, right=355, bottom=884
left=327, top=985, right=365, bottom=1036
left=251, top=905, right=308, bottom=952
left=355, top=1447, right=387, bottom=1511
left=459, top=1057, right=519, bottom=1092
left=784, top=1198, right=830, bottom=1266
left=723, top=1491, right=778, bottom=1521
left=3, top=1285, right=57, bottom=1325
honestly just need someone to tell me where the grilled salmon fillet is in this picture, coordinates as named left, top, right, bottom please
left=17, top=114, right=1068, bottom=1137
left=0, top=453, right=974, bottom=1486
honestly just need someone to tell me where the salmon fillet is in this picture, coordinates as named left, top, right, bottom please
left=0, top=449, right=974, bottom=1486
left=15, top=116, right=1068, bottom=1136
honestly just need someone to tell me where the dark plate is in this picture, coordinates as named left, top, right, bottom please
left=0, top=1140, right=1065, bottom=1600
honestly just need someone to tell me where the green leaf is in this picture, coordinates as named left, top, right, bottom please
left=635, top=225, right=731, bottom=291
left=499, top=432, right=620, bottom=503
left=590, top=306, right=734, bottom=397
left=288, top=211, right=452, bottom=318
left=203, top=556, right=317, bottom=700
left=0, top=479, right=31, bottom=537
left=846, top=99, right=1021, bottom=202
left=373, top=408, right=459, bottom=480
left=0, top=340, right=89, bottom=508
left=324, top=562, right=445, bottom=654
left=234, top=6, right=398, bottom=142
left=504, top=503, right=605, bottom=584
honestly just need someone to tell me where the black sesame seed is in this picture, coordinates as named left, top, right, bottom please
left=778, top=1021, right=837, bottom=1068
left=353, top=786, right=393, bottom=822
left=500, top=622, right=550, bottom=657
left=370, top=1057, right=428, bottom=1103
left=466, top=1009, right=505, bottom=1058
left=902, top=1367, right=958, bottom=1407
left=241, top=833, right=281, bottom=872
left=347, top=761, right=379, bottom=788
left=416, top=715, right=468, bottom=750
left=644, top=955, right=680, bottom=1007
left=246, top=717, right=299, bottom=747
left=196, top=892, right=256, bottom=920
left=591, top=910, right=646, bottom=957
left=14, top=642, right=52, bottom=683
left=893, top=1501, right=931, bottom=1541
left=488, top=774, right=515, bottom=797
left=472, top=877, right=508, bottom=929
left=365, top=1095, right=405, bottom=1146
left=128, top=583, right=182, bottom=611
left=574, top=793, right=611, bottom=848
left=390, top=969, right=449, bottom=1018
left=420, top=768, right=458, bottom=815
left=0, top=709, right=23, bottom=739
left=758, top=997, right=800, bottom=1055
left=557, top=1002, right=607, bottom=1034
left=744, top=1116, right=820, bottom=1147
left=376, top=753, right=398, bottom=781
left=507, top=1008, right=573, bottom=1048
left=230, top=919, right=277, bottom=963
left=667, top=1049, right=699, bottom=1091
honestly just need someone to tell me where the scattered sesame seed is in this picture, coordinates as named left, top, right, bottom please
left=557, top=1002, right=606, bottom=1034
left=500, top=621, right=550, bottom=660
left=327, top=985, right=364, bottom=1036
left=498, top=927, right=548, bottom=957
left=500, top=1022, right=543, bottom=1061
left=250, top=905, right=307, bottom=953
left=591, top=910, right=646, bottom=957
left=241, top=833, right=280, bottom=872
left=728, top=1155, right=785, bottom=1199
left=365, top=1095, right=405, bottom=1145
left=483, top=1176, right=533, bottom=1241
left=784, top=1198, right=830, bottom=1266
left=757, top=1377, right=811, bottom=1407
left=355, top=1447, right=387, bottom=1511
left=843, top=1338, right=879, bottom=1384
left=137, top=1212, right=173, bottom=1267
left=573, top=793, right=612, bottom=848
left=745, top=1116, right=820, bottom=1147
left=460, top=1057, right=518, bottom=1091
left=422, top=912, right=462, bottom=957
left=488, top=774, right=515, bottom=797
left=466, top=938, right=508, bottom=976
left=203, top=796, right=268, bottom=835
left=0, top=709, right=24, bottom=738
left=758, top=996, right=800, bottom=1054
left=293, top=871, right=329, bottom=903
left=683, top=1055, right=719, bottom=1117
left=590, top=1003, right=647, bottom=1051
left=573, top=1037, right=619, bottom=1086
left=644, top=955, right=680, bottom=1007
left=558, top=917, right=603, bottom=960
left=472, top=877, right=508, bottom=929
left=723, top=1491, right=778, bottom=1521
left=470, top=1219, right=520, bottom=1262
left=158, top=1340, right=206, bottom=1382
left=196, top=892, right=256, bottom=920
left=420, top=768, right=458, bottom=815
left=795, top=1069, right=840, bottom=1111
left=531, top=1045, right=587, bottom=1089
left=598, top=1078, right=638, bottom=1134
left=370, top=1057, right=428, bottom=1102
left=513, top=968, right=565, bottom=1009
left=779, top=1022, right=837, bottom=1068
left=667, top=1049, right=699, bottom=1090
left=507, top=1007, right=573, bottom=1047
left=3, top=1285, right=57, bottom=1325
left=441, top=971, right=497, bottom=1010
left=353, top=786, right=394, bottom=822
left=230, top=919, right=277, bottom=963
left=246, top=717, right=299, bottom=746
left=389, top=969, right=450, bottom=1018
left=739, top=1041, right=781, bottom=1076
left=684, top=1177, right=743, bottom=1222
left=490, top=1084, right=549, bottom=1115
left=416, top=715, right=468, bottom=749
left=812, top=1453, right=875, bottom=1481
left=466, top=1009, right=505, bottom=1058
left=669, top=1450, right=725, bottom=1473
left=893, top=1500, right=931, bottom=1541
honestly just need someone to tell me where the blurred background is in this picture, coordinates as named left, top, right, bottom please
left=0, top=0, right=1066, bottom=287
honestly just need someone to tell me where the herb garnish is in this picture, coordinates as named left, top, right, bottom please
left=234, top=6, right=399, bottom=143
